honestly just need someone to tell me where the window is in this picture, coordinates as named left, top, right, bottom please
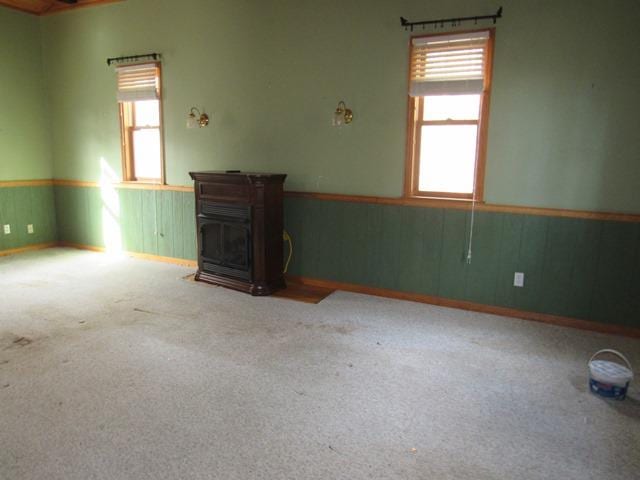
left=116, top=62, right=164, bottom=183
left=405, top=30, right=494, bottom=200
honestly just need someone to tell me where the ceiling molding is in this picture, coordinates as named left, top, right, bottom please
left=0, top=0, right=123, bottom=15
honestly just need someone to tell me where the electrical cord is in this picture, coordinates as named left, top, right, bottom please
left=283, top=230, right=293, bottom=273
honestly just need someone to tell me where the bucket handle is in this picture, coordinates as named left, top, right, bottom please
left=589, top=349, right=633, bottom=371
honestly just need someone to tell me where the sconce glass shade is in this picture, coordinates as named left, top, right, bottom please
left=187, top=112, right=198, bottom=129
left=333, top=110, right=344, bottom=127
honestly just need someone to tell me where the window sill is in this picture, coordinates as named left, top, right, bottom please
left=115, top=182, right=193, bottom=192
left=403, top=195, right=485, bottom=208
left=121, top=180, right=163, bottom=185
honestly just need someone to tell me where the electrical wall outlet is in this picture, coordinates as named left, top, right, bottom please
left=514, top=272, right=525, bottom=287
left=27, top=224, right=34, bottom=234
left=3, top=224, right=10, bottom=235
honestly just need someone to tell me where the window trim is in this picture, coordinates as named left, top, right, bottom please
left=118, top=62, right=165, bottom=185
left=404, top=28, right=495, bottom=202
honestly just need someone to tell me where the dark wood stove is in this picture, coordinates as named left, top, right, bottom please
left=189, top=171, right=287, bottom=296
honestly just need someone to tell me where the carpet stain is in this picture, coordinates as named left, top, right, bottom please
left=133, top=307, right=157, bottom=315
left=303, top=323, right=357, bottom=335
left=334, top=325, right=354, bottom=335
left=1, top=335, right=34, bottom=350
left=13, top=337, right=32, bottom=347
left=132, top=307, right=189, bottom=320
left=328, top=445, right=343, bottom=455
left=1, top=334, right=43, bottom=351
left=114, top=296, right=138, bottom=304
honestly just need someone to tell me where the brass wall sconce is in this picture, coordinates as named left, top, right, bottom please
left=333, top=100, right=353, bottom=126
left=187, top=107, right=209, bottom=128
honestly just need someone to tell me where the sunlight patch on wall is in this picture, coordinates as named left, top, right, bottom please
left=100, top=158, right=122, bottom=254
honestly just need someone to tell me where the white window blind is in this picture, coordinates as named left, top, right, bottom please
left=410, top=31, right=489, bottom=97
left=116, top=63, right=160, bottom=102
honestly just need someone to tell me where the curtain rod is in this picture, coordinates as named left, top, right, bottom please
left=400, top=7, right=502, bottom=31
left=106, top=53, right=160, bottom=66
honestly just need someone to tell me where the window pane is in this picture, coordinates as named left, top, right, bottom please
left=132, top=128, right=161, bottom=180
left=423, top=94, right=480, bottom=121
left=419, top=125, right=477, bottom=194
left=134, top=100, right=160, bottom=127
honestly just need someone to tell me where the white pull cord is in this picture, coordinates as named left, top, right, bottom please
left=466, top=202, right=476, bottom=264
left=466, top=150, right=480, bottom=264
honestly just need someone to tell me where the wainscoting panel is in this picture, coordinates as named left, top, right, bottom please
left=0, top=184, right=57, bottom=252
left=283, top=197, right=640, bottom=328
left=54, top=186, right=197, bottom=261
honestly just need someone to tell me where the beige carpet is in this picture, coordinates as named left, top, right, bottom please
left=1, top=248, right=639, bottom=480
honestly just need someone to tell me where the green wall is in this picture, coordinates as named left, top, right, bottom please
left=55, top=185, right=196, bottom=261
left=0, top=7, right=51, bottom=181
left=0, top=8, right=56, bottom=252
left=0, top=186, right=57, bottom=250
left=40, top=0, right=640, bottom=213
